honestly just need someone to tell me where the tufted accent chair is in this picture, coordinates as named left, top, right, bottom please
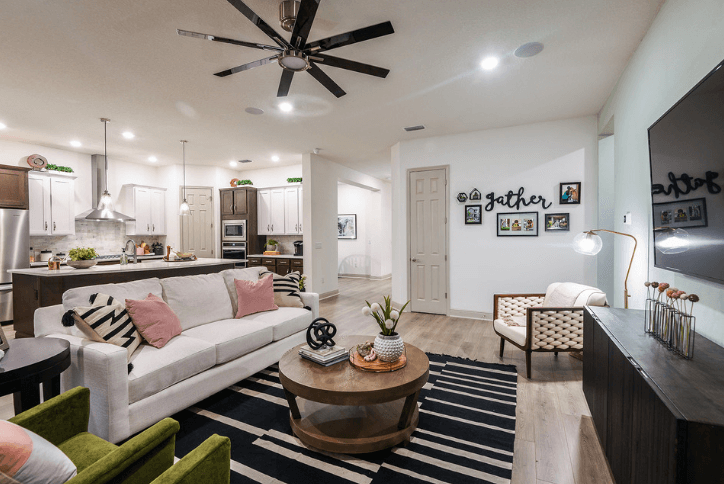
left=493, top=283, right=607, bottom=378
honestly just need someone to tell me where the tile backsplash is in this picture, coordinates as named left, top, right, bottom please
left=264, top=235, right=303, bottom=255
left=30, top=220, right=166, bottom=256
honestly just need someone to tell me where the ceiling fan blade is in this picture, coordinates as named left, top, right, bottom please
left=225, top=0, right=291, bottom=49
left=277, top=69, right=294, bottom=97
left=307, top=63, right=345, bottom=98
left=304, top=21, right=394, bottom=53
left=312, top=54, right=389, bottom=78
left=290, top=0, right=320, bottom=49
left=177, top=29, right=282, bottom=51
left=214, top=55, right=278, bottom=77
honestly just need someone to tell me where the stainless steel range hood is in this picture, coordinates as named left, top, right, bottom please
left=76, top=118, right=135, bottom=222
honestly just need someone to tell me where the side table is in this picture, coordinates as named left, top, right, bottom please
left=0, top=338, right=71, bottom=414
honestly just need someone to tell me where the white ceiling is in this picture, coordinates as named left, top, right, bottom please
left=0, top=0, right=663, bottom=178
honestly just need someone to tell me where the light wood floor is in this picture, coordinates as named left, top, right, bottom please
left=0, top=277, right=615, bottom=483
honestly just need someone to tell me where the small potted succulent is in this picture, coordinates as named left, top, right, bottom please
left=361, top=296, right=410, bottom=362
left=67, top=247, right=99, bottom=269
left=266, top=239, right=279, bottom=252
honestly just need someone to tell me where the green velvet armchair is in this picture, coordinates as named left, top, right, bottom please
left=151, top=435, right=231, bottom=484
left=9, top=386, right=179, bottom=484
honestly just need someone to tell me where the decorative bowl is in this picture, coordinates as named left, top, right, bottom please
left=67, top=259, right=97, bottom=269
left=175, top=252, right=193, bottom=259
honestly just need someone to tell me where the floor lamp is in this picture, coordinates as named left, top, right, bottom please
left=573, top=229, right=638, bottom=309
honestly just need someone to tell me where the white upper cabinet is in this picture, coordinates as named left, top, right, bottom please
left=123, top=185, right=166, bottom=236
left=258, top=186, right=302, bottom=235
left=28, top=172, right=75, bottom=236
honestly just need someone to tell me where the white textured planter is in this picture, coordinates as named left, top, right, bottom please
left=374, top=333, right=404, bottom=362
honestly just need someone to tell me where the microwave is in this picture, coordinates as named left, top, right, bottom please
left=222, top=219, right=247, bottom=242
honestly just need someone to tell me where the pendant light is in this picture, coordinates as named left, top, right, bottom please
left=179, top=140, right=190, bottom=216
left=82, top=118, right=135, bottom=222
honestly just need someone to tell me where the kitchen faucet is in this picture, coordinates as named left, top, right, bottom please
left=125, top=239, right=138, bottom=264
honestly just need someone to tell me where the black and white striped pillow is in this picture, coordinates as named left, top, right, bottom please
left=259, top=271, right=305, bottom=308
left=63, top=293, right=142, bottom=366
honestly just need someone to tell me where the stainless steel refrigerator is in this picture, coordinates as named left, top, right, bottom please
left=0, top=208, right=29, bottom=323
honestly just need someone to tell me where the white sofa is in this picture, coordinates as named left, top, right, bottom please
left=34, top=267, right=319, bottom=443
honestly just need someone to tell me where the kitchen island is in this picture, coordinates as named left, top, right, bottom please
left=9, top=258, right=237, bottom=338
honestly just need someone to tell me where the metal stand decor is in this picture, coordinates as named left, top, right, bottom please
left=305, top=318, right=337, bottom=350
left=644, top=282, right=698, bottom=359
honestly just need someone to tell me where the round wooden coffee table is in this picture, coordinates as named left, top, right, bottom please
left=279, top=335, right=429, bottom=454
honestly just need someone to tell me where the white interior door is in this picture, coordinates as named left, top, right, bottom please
left=258, top=190, right=271, bottom=235
left=50, top=177, right=74, bottom=235
left=409, top=168, right=448, bottom=314
left=181, top=187, right=213, bottom=257
left=150, top=189, right=165, bottom=235
left=270, top=188, right=285, bottom=234
left=284, top=187, right=299, bottom=234
left=28, top=175, right=50, bottom=235
left=134, top=187, right=151, bottom=235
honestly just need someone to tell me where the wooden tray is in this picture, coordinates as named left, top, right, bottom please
left=163, top=255, right=197, bottom=262
left=349, top=348, right=407, bottom=372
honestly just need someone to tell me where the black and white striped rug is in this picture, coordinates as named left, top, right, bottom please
left=171, top=354, right=517, bottom=483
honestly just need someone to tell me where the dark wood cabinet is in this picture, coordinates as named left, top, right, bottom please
left=584, top=307, right=724, bottom=483
left=220, top=188, right=250, bottom=218
left=247, top=257, right=302, bottom=276
left=0, top=164, right=30, bottom=209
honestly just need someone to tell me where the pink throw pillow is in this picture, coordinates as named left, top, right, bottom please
left=125, top=293, right=182, bottom=348
left=235, top=275, right=278, bottom=318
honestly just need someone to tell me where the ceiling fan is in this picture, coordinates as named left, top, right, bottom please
left=177, top=0, right=394, bottom=98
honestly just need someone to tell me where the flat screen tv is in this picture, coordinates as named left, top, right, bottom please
left=649, top=59, right=724, bottom=284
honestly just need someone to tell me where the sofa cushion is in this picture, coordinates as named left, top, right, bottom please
left=241, top=307, right=314, bottom=341
left=220, top=267, right=265, bottom=315
left=494, top=319, right=527, bottom=347
left=125, top=294, right=182, bottom=349
left=260, top=270, right=305, bottom=308
left=63, top=278, right=163, bottom=312
left=234, top=275, right=278, bottom=318
left=182, top=319, right=273, bottom=365
left=161, top=274, right=233, bottom=330
left=128, top=335, right=216, bottom=404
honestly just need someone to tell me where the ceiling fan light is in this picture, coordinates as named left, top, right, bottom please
left=279, top=51, right=309, bottom=72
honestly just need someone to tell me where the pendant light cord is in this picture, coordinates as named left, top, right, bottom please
left=181, top=140, right=187, bottom=200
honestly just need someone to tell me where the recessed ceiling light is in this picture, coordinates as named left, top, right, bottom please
left=70, top=140, right=82, bottom=147
left=271, top=155, right=280, bottom=162
left=122, top=131, right=135, bottom=139
left=515, top=42, right=544, bottom=58
left=480, top=57, right=499, bottom=70
left=148, top=156, right=158, bottom=162
left=245, top=107, right=264, bottom=115
left=229, top=160, right=238, bottom=167
left=0, top=122, right=6, bottom=130
left=279, top=102, right=293, bottom=112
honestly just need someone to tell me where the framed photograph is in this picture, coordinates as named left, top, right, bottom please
left=0, top=325, right=9, bottom=351
left=465, top=205, right=482, bottom=224
left=497, top=212, right=539, bottom=236
left=545, top=213, right=570, bottom=231
left=338, top=214, right=357, bottom=239
left=653, top=197, right=708, bottom=229
left=559, top=182, right=581, bottom=205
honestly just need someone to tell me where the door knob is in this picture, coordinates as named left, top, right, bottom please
left=53, top=222, right=56, bottom=231
left=45, top=221, right=48, bottom=231
left=410, top=257, right=418, bottom=262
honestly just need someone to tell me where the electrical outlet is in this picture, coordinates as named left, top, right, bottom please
left=624, top=212, right=632, bottom=225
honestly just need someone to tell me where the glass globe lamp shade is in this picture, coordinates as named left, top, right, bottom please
left=573, top=232, right=603, bottom=255
left=179, top=199, right=190, bottom=216
left=655, top=228, right=689, bottom=254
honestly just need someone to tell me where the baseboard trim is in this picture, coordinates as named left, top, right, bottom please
left=338, top=273, right=392, bottom=280
left=319, top=289, right=340, bottom=300
left=449, top=309, right=493, bottom=321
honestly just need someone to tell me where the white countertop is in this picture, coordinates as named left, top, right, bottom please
left=248, top=254, right=303, bottom=259
left=10, top=258, right=236, bottom=277
left=29, top=254, right=165, bottom=267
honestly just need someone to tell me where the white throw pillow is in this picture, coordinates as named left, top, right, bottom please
left=220, top=267, right=266, bottom=315
left=161, top=273, right=233, bottom=330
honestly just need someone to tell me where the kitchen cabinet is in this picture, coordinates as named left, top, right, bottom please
left=220, top=188, right=249, bottom=217
left=284, top=186, right=303, bottom=234
left=0, top=164, right=30, bottom=209
left=28, top=172, right=76, bottom=236
left=247, top=256, right=303, bottom=276
left=123, top=185, right=167, bottom=236
left=258, top=186, right=302, bottom=236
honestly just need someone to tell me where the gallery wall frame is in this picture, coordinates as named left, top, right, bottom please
left=559, top=182, right=581, bottom=205
left=545, top=213, right=570, bottom=232
left=653, top=197, right=708, bottom=229
left=497, top=211, right=539, bottom=237
left=465, top=205, right=482, bottom=224
left=338, top=214, right=357, bottom=239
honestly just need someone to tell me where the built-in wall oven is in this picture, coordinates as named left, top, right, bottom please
left=221, top=242, right=247, bottom=268
left=222, top=219, right=247, bottom=242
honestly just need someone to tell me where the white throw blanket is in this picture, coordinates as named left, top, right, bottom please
left=543, top=283, right=594, bottom=307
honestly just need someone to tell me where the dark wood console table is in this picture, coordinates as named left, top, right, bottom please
left=584, top=306, right=724, bottom=483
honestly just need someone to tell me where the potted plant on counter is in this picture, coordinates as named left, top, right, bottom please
left=266, top=239, right=279, bottom=252
left=362, top=296, right=410, bottom=362
left=67, top=247, right=99, bottom=269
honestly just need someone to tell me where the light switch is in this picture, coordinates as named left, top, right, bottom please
left=624, top=212, right=632, bottom=225
left=315, top=242, right=322, bottom=249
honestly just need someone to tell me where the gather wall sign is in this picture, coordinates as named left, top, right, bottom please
left=484, top=187, right=552, bottom=212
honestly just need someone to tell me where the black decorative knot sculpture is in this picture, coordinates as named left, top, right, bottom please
left=306, top=318, right=337, bottom=350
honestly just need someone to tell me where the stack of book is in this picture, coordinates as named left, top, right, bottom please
left=299, top=345, right=348, bottom=366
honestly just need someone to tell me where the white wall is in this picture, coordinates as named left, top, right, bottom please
left=391, top=116, right=599, bottom=316
left=598, top=0, right=724, bottom=344
left=597, top=135, right=616, bottom=301
left=238, top=164, right=302, bottom=189
left=338, top=183, right=373, bottom=276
